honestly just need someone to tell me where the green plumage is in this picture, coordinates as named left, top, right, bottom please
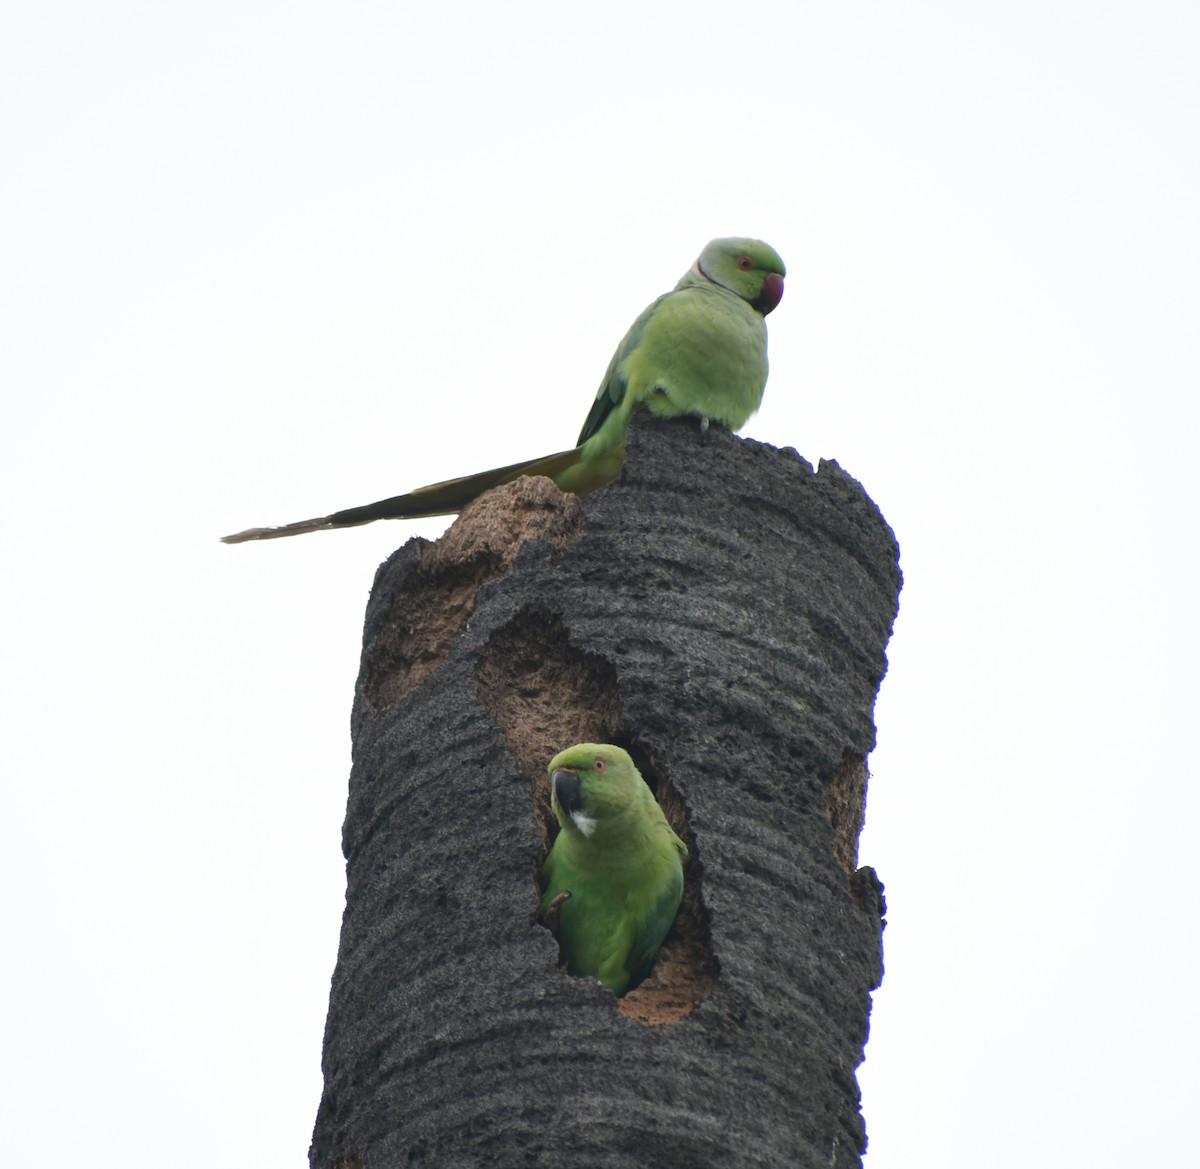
left=538, top=744, right=688, bottom=996
left=222, top=237, right=785, bottom=542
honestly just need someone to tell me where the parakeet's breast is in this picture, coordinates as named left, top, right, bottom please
left=624, top=284, right=769, bottom=430
left=540, top=826, right=686, bottom=996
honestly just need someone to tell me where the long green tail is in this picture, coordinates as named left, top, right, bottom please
left=220, top=446, right=585, bottom=542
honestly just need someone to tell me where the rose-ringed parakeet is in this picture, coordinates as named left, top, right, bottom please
left=222, top=237, right=785, bottom=542
left=538, top=744, right=688, bottom=996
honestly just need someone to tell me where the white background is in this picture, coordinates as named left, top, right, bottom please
left=3, top=2, right=1197, bottom=1165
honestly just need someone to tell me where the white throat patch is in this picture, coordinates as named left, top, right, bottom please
left=570, top=810, right=597, bottom=837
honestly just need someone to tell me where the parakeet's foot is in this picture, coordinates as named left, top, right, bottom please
left=698, top=416, right=711, bottom=443
left=541, top=890, right=571, bottom=933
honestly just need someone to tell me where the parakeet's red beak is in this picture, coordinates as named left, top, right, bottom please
left=753, top=272, right=785, bottom=315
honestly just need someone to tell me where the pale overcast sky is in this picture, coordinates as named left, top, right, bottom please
left=3, top=2, right=1198, bottom=1166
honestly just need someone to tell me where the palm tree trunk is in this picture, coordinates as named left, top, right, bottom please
left=310, top=415, right=902, bottom=1169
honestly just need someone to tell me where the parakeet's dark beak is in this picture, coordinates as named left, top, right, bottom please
left=552, top=768, right=582, bottom=814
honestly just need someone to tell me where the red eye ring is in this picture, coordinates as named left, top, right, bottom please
left=737, top=255, right=754, bottom=270
left=593, top=757, right=606, bottom=772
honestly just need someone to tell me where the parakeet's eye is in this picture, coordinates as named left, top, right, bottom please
left=737, top=255, right=754, bottom=270
left=593, top=757, right=606, bottom=772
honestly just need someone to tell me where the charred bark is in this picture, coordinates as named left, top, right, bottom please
left=311, top=415, right=901, bottom=1169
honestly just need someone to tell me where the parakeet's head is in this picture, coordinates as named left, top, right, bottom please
left=694, top=237, right=786, bottom=315
left=548, top=743, right=645, bottom=838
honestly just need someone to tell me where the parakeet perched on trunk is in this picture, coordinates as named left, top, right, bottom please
left=222, top=237, right=785, bottom=542
left=538, top=744, right=688, bottom=996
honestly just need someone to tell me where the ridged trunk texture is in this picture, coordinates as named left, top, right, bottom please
left=310, top=415, right=901, bottom=1169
